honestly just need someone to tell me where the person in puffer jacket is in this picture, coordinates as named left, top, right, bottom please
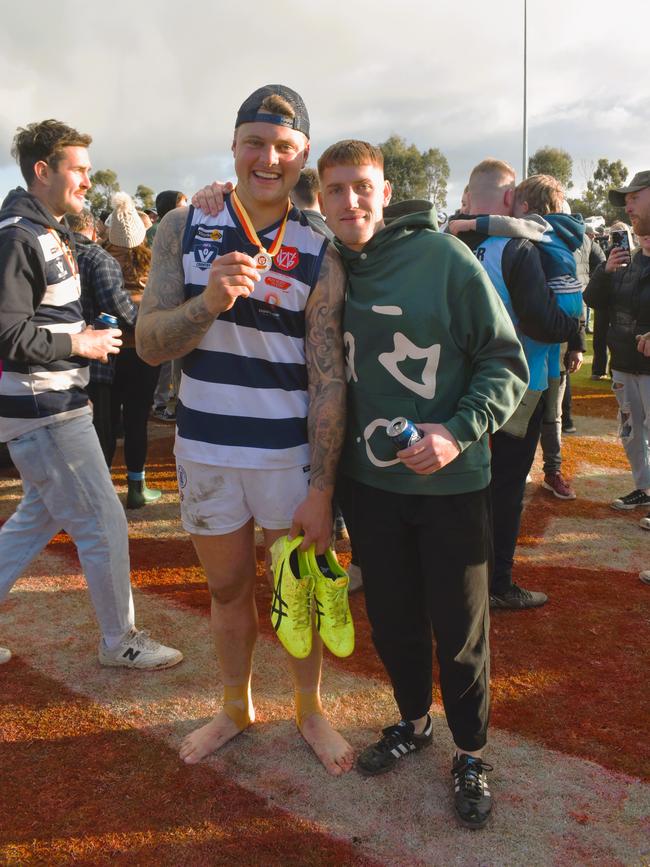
left=584, top=228, right=650, bottom=523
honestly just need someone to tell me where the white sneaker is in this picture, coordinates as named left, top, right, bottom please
left=0, top=646, right=11, bottom=664
left=98, top=629, right=183, bottom=670
left=640, top=571, right=650, bottom=585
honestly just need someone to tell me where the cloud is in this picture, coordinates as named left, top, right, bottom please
left=1, top=0, right=648, bottom=207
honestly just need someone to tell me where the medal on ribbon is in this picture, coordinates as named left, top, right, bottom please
left=231, top=189, right=290, bottom=275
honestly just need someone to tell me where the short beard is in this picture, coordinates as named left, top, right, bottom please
left=632, top=214, right=650, bottom=236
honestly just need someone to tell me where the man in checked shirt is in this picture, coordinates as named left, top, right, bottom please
left=67, top=210, right=138, bottom=465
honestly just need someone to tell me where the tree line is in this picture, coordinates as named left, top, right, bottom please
left=87, top=169, right=155, bottom=216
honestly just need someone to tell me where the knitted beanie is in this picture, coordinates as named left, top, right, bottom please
left=108, top=192, right=146, bottom=248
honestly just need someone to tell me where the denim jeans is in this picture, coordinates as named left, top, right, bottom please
left=540, top=374, right=567, bottom=475
left=0, top=412, right=134, bottom=643
left=611, top=371, right=650, bottom=490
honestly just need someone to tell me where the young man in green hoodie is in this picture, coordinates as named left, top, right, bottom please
left=318, top=140, right=528, bottom=829
left=192, top=140, right=528, bottom=827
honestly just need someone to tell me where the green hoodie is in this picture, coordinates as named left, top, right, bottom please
left=335, top=207, right=529, bottom=495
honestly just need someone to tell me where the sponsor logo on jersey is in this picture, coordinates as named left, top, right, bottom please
left=264, top=292, right=281, bottom=306
left=275, top=246, right=300, bottom=271
left=196, top=225, right=223, bottom=241
left=264, top=275, right=291, bottom=290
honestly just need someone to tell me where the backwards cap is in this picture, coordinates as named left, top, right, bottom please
left=235, top=84, right=310, bottom=139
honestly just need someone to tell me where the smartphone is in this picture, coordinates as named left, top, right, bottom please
left=610, top=229, right=630, bottom=251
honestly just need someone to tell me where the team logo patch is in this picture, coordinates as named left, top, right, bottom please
left=265, top=275, right=291, bottom=290
left=264, top=292, right=281, bottom=306
left=275, top=246, right=300, bottom=271
left=210, top=229, right=222, bottom=241
left=193, top=242, right=219, bottom=270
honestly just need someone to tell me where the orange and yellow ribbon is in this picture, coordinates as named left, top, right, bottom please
left=231, top=188, right=290, bottom=259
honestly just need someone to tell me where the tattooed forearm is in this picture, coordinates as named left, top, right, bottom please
left=136, top=208, right=215, bottom=364
left=305, top=245, right=347, bottom=493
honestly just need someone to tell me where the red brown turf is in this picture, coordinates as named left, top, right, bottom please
left=571, top=388, right=617, bottom=420
left=3, top=404, right=648, bottom=867
left=0, top=660, right=381, bottom=867
left=133, top=431, right=650, bottom=781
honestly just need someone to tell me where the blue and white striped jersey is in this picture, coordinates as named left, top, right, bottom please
left=176, top=197, right=329, bottom=468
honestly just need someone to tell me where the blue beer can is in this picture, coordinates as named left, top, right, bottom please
left=94, top=312, right=118, bottom=330
left=386, top=416, right=423, bottom=451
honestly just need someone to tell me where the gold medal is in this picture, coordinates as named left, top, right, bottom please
left=253, top=250, right=272, bottom=273
left=231, top=189, right=290, bottom=276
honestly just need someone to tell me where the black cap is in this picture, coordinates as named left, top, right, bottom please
left=236, top=84, right=310, bottom=139
left=608, top=170, right=650, bottom=206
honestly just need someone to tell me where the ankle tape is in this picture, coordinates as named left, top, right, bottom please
left=295, top=689, right=323, bottom=728
left=223, top=684, right=253, bottom=731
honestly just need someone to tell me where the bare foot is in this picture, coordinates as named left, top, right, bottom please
left=298, top=713, right=354, bottom=776
left=180, top=708, right=252, bottom=764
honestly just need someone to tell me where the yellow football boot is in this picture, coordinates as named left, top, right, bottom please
left=308, top=546, right=355, bottom=658
left=269, top=535, right=314, bottom=659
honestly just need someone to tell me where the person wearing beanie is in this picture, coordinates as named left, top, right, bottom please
left=105, top=192, right=161, bottom=508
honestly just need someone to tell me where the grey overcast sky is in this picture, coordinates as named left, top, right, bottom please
left=1, top=0, right=648, bottom=212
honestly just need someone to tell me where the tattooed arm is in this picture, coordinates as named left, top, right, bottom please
left=136, top=208, right=260, bottom=365
left=290, top=244, right=347, bottom=553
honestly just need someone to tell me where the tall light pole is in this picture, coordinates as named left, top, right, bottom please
left=522, top=0, right=528, bottom=179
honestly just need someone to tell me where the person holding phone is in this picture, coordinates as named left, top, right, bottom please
left=608, top=221, right=635, bottom=268
left=583, top=186, right=650, bottom=518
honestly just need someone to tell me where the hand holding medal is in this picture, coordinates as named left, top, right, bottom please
left=203, top=250, right=262, bottom=315
left=231, top=188, right=290, bottom=275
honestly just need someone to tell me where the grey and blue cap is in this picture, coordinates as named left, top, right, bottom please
left=236, top=84, right=310, bottom=139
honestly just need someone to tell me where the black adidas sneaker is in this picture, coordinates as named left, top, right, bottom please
left=451, top=753, right=493, bottom=829
left=357, top=715, right=433, bottom=776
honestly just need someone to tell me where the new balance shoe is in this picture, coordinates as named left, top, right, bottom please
left=269, top=535, right=313, bottom=659
left=308, top=546, right=354, bottom=658
left=0, top=646, right=11, bottom=664
left=639, top=570, right=650, bottom=584
left=490, top=583, right=548, bottom=609
left=639, top=514, right=650, bottom=531
left=98, top=629, right=183, bottom=670
left=452, top=753, right=493, bottom=830
left=357, top=716, right=433, bottom=776
left=542, top=471, right=576, bottom=500
left=611, top=489, right=650, bottom=511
